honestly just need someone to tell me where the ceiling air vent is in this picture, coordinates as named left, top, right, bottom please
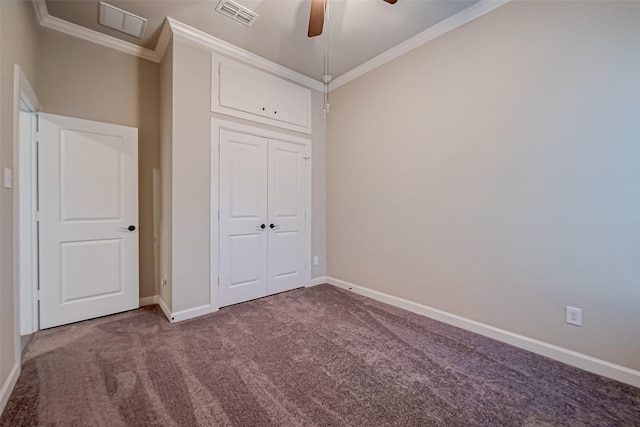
left=99, top=2, right=147, bottom=38
left=216, top=0, right=260, bottom=27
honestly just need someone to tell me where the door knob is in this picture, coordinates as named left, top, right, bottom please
left=260, top=224, right=266, bottom=229
left=270, top=223, right=280, bottom=229
left=120, top=225, right=136, bottom=231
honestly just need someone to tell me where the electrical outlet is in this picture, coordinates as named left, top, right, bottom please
left=161, top=274, right=168, bottom=287
left=313, top=256, right=319, bottom=266
left=566, top=306, right=582, bottom=326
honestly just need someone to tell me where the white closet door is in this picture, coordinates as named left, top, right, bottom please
left=219, top=130, right=269, bottom=307
left=267, top=139, right=307, bottom=295
left=38, top=113, right=139, bottom=329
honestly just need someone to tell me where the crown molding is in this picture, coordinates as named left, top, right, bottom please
left=33, top=0, right=510, bottom=90
left=33, top=0, right=48, bottom=23
left=31, top=1, right=321, bottom=90
left=329, top=0, right=512, bottom=91
left=167, top=18, right=324, bottom=92
left=33, top=0, right=161, bottom=62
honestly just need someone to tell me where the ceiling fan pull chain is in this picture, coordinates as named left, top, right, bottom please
left=322, top=0, right=330, bottom=119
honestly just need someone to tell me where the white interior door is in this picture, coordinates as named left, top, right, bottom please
left=219, top=130, right=268, bottom=307
left=38, top=113, right=139, bottom=329
left=267, top=139, right=308, bottom=295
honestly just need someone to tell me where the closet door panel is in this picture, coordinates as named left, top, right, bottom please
left=267, top=139, right=307, bottom=295
left=268, top=78, right=311, bottom=129
left=212, top=55, right=312, bottom=134
left=219, top=130, right=269, bottom=307
left=218, top=61, right=270, bottom=117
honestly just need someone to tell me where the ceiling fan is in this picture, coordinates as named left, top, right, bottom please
left=308, top=0, right=398, bottom=37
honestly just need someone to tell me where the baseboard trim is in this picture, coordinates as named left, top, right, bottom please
left=158, top=297, right=172, bottom=322
left=0, top=362, right=20, bottom=415
left=157, top=299, right=219, bottom=324
left=326, top=276, right=640, bottom=389
left=139, top=295, right=159, bottom=307
left=308, top=276, right=327, bottom=287
left=171, top=304, right=218, bottom=323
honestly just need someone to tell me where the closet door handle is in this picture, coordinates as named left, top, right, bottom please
left=270, top=223, right=280, bottom=229
left=257, top=224, right=266, bottom=231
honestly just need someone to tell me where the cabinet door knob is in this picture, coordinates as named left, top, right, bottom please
left=274, top=111, right=277, bottom=114
left=262, top=107, right=265, bottom=111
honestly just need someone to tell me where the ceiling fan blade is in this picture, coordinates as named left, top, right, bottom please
left=384, top=0, right=398, bottom=4
left=308, top=0, right=325, bottom=37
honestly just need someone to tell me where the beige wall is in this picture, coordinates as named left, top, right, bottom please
left=170, top=37, right=211, bottom=312
left=159, top=41, right=173, bottom=309
left=0, top=0, right=40, bottom=401
left=165, top=36, right=327, bottom=313
left=327, top=0, right=640, bottom=370
left=37, top=29, right=160, bottom=299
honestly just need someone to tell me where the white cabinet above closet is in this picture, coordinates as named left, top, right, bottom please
left=211, top=55, right=312, bottom=134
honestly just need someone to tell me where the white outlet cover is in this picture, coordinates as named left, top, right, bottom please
left=313, top=256, right=319, bottom=266
left=3, top=168, right=12, bottom=189
left=566, top=306, right=583, bottom=327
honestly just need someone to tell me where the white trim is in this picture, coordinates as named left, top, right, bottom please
left=28, top=114, right=38, bottom=334
left=32, top=0, right=162, bottom=62
left=212, top=119, right=313, bottom=147
left=157, top=297, right=218, bottom=323
left=210, top=119, right=220, bottom=317
left=33, top=0, right=509, bottom=90
left=158, top=296, right=172, bottom=321
left=13, top=66, right=40, bottom=385
left=330, top=0, right=512, bottom=91
left=13, top=66, right=39, bottom=112
left=0, top=362, right=20, bottom=415
left=308, top=276, right=327, bottom=287
left=139, top=295, right=159, bottom=307
left=32, top=0, right=48, bottom=23
left=169, top=18, right=323, bottom=92
left=17, top=109, right=37, bottom=336
left=37, top=8, right=158, bottom=62
left=170, top=304, right=218, bottom=323
left=326, top=277, right=640, bottom=389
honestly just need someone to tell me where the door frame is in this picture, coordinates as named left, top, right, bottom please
left=13, top=65, right=40, bottom=350
left=211, top=118, right=312, bottom=309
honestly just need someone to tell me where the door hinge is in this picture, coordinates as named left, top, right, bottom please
left=217, top=277, right=220, bottom=287
left=35, top=211, right=40, bottom=222
left=218, top=210, right=220, bottom=220
left=303, top=156, right=311, bottom=160
left=36, top=290, right=40, bottom=300
left=218, top=143, right=220, bottom=154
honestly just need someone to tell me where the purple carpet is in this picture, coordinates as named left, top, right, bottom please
left=2, top=284, right=639, bottom=426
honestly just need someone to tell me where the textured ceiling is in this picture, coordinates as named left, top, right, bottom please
left=45, top=0, right=478, bottom=81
